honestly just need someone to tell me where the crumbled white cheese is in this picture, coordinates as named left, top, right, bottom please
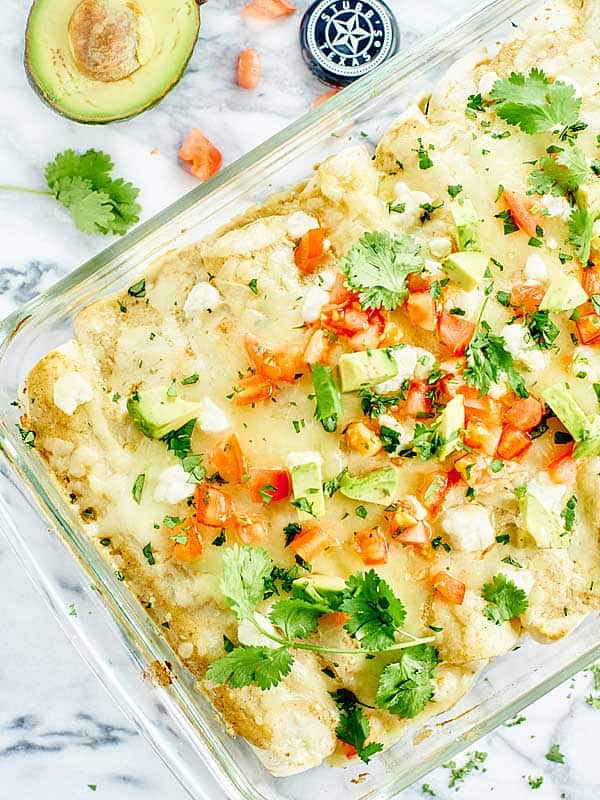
left=301, top=285, right=330, bottom=323
left=501, top=323, right=546, bottom=373
left=392, top=181, right=432, bottom=228
left=441, top=504, right=495, bottom=551
left=478, top=70, right=500, bottom=100
left=53, top=371, right=93, bottom=416
left=197, top=397, right=230, bottom=433
left=184, top=282, right=222, bottom=317
left=524, top=254, right=548, bottom=283
left=318, top=269, right=336, bottom=290
left=546, top=237, right=558, bottom=250
left=153, top=464, right=195, bottom=505
left=500, top=566, right=535, bottom=597
left=528, top=472, right=567, bottom=514
left=444, top=288, right=483, bottom=321
left=286, top=211, right=319, bottom=239
left=287, top=450, right=323, bottom=471
left=428, top=236, right=453, bottom=260
left=554, top=74, right=582, bottom=98
left=572, top=346, right=600, bottom=382
left=541, top=195, right=572, bottom=221
left=374, top=345, right=435, bottom=393
left=178, top=641, right=194, bottom=659
left=424, top=258, right=444, bottom=277
left=238, top=613, right=279, bottom=649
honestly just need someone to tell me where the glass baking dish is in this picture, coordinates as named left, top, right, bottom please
left=2, top=0, right=599, bottom=797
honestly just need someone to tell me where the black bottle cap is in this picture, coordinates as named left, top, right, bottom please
left=299, top=0, right=400, bottom=87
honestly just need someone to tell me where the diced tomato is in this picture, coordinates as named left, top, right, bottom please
left=340, top=741, right=358, bottom=760
left=510, top=283, right=545, bottom=315
left=233, top=374, right=274, bottom=405
left=196, top=484, right=232, bottom=527
left=345, top=421, right=382, bottom=456
left=328, top=273, right=354, bottom=305
left=582, top=265, right=600, bottom=297
left=347, top=321, right=384, bottom=351
left=407, top=273, right=432, bottom=293
left=502, top=189, right=542, bottom=237
left=503, top=397, right=543, bottom=431
left=304, top=328, right=331, bottom=364
left=320, top=611, right=348, bottom=626
left=291, top=525, right=330, bottom=562
left=463, top=420, right=503, bottom=457
left=241, top=0, right=296, bottom=18
left=248, top=468, right=291, bottom=504
left=438, top=311, right=475, bottom=355
left=171, top=518, right=204, bottom=563
left=322, top=303, right=368, bottom=336
left=420, top=471, right=449, bottom=516
left=244, top=335, right=304, bottom=382
left=431, top=571, right=466, bottom=605
left=405, top=381, right=432, bottom=417
left=380, top=320, right=404, bottom=347
left=388, top=496, right=427, bottom=532
left=294, top=228, right=326, bottom=274
left=237, top=48, right=261, bottom=89
left=211, top=434, right=247, bottom=483
left=394, top=521, right=431, bottom=546
left=458, top=385, right=501, bottom=425
left=496, top=425, right=532, bottom=460
left=313, top=87, right=340, bottom=108
left=407, top=291, right=437, bottom=331
left=232, top=512, right=268, bottom=545
left=179, top=129, right=223, bottom=181
left=354, top=527, right=389, bottom=565
left=577, top=313, right=600, bottom=345
left=547, top=446, right=577, bottom=484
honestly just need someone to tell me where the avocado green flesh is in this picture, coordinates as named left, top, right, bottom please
left=290, top=462, right=325, bottom=520
left=25, top=0, right=200, bottom=124
left=127, top=387, right=201, bottom=439
left=338, top=348, right=398, bottom=392
left=339, top=467, right=399, bottom=506
left=515, top=493, right=568, bottom=549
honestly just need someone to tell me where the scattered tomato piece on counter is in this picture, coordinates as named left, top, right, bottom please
left=248, top=468, right=291, bottom=503
left=294, top=227, right=326, bottom=274
left=354, top=528, right=389, bottom=565
left=179, top=129, right=223, bottom=181
left=237, top=48, right=261, bottom=89
left=291, top=525, right=330, bottom=562
left=431, top=572, right=466, bottom=604
left=241, top=0, right=296, bottom=19
left=312, top=87, right=340, bottom=108
left=211, top=434, right=247, bottom=483
left=171, top=518, right=204, bottom=563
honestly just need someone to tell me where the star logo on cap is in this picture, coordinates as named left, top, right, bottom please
left=330, top=12, right=372, bottom=56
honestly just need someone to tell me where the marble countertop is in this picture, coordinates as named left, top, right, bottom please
left=1, top=1, right=599, bottom=798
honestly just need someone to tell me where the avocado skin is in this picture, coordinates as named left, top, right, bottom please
left=24, top=0, right=201, bottom=124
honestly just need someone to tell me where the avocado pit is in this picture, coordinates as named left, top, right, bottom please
left=68, top=0, right=154, bottom=82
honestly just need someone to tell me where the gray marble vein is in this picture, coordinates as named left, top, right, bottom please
left=1, top=0, right=599, bottom=798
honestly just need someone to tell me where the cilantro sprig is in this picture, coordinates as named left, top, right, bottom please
left=1, top=149, right=141, bottom=235
left=206, top=546, right=436, bottom=702
left=341, top=231, right=424, bottom=311
left=528, top=145, right=591, bottom=195
left=481, top=573, right=528, bottom=625
left=331, top=690, right=384, bottom=764
left=375, top=644, right=439, bottom=718
left=490, top=68, right=583, bottom=136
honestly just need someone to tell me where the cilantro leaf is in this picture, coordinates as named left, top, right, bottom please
left=205, top=645, right=293, bottom=690
left=269, top=598, right=328, bottom=640
left=359, top=386, right=407, bottom=418
left=220, top=544, right=273, bottom=622
left=375, top=644, right=439, bottom=718
left=531, top=146, right=591, bottom=195
left=482, top=573, right=528, bottom=625
left=464, top=321, right=528, bottom=398
left=44, top=148, right=140, bottom=236
left=398, top=422, right=444, bottom=461
left=524, top=310, right=559, bottom=350
left=490, top=68, right=582, bottom=135
left=341, top=570, right=407, bottom=651
left=568, top=206, right=595, bottom=264
left=341, top=231, right=424, bottom=311
left=161, top=418, right=196, bottom=461
left=331, top=692, right=384, bottom=764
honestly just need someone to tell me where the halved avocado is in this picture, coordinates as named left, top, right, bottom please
left=25, top=0, right=201, bottom=124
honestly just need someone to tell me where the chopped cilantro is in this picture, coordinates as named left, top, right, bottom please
left=545, top=743, right=565, bottom=764
left=128, top=278, right=146, bottom=297
left=132, top=473, right=145, bottom=504
left=142, top=542, right=155, bottom=566
left=482, top=573, right=528, bottom=624
left=447, top=184, right=463, bottom=198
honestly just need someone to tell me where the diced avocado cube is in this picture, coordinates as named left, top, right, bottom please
left=541, top=383, right=590, bottom=441
left=576, top=181, right=600, bottom=214
left=539, top=275, right=588, bottom=312
left=293, top=574, right=346, bottom=607
left=339, top=467, right=399, bottom=506
left=290, top=460, right=325, bottom=520
left=451, top=198, right=482, bottom=251
left=127, top=387, right=202, bottom=439
left=443, top=252, right=489, bottom=290
left=338, top=348, right=398, bottom=393
left=574, top=415, right=600, bottom=458
left=515, top=493, right=568, bottom=548
left=437, top=395, right=465, bottom=459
